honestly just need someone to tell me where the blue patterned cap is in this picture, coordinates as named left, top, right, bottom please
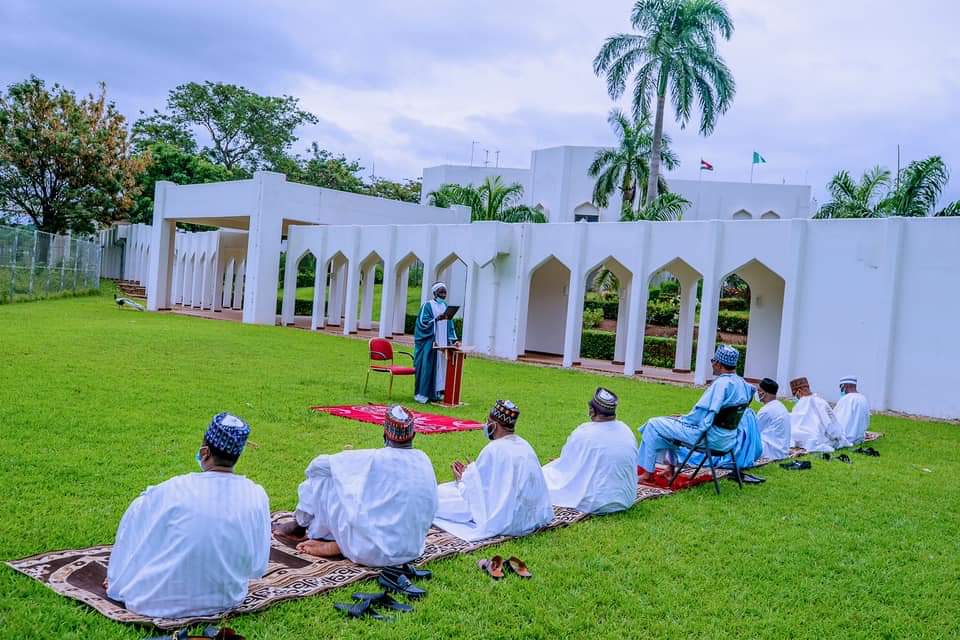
left=204, top=412, right=250, bottom=456
left=713, top=344, right=739, bottom=368
left=490, top=399, right=520, bottom=429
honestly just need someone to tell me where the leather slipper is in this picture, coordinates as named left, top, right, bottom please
left=334, top=598, right=394, bottom=621
left=779, top=460, right=812, bottom=470
left=395, top=562, right=432, bottom=581
left=352, top=591, right=413, bottom=613
left=378, top=570, right=427, bottom=599
left=730, top=472, right=766, bottom=484
left=837, top=454, right=852, bottom=464
left=505, top=556, right=532, bottom=579
left=477, top=555, right=504, bottom=580
left=854, top=446, right=880, bottom=457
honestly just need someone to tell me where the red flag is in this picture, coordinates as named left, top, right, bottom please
left=700, top=159, right=714, bottom=171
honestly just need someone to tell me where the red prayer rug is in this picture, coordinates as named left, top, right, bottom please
left=310, top=403, right=483, bottom=434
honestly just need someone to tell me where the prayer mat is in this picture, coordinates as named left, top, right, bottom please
left=310, top=403, right=483, bottom=434
left=6, top=432, right=882, bottom=629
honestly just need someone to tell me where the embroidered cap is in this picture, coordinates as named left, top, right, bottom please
left=713, top=344, right=740, bottom=368
left=590, top=387, right=618, bottom=415
left=490, top=399, right=520, bottom=430
left=790, top=377, right=810, bottom=395
left=383, top=404, right=416, bottom=443
left=204, top=412, right=250, bottom=456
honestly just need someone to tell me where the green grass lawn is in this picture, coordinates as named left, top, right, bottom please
left=1, top=288, right=958, bottom=639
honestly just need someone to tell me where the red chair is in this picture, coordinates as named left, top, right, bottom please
left=364, top=338, right=415, bottom=399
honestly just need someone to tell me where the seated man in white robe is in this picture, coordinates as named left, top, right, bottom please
left=107, top=413, right=271, bottom=619
left=834, top=375, right=870, bottom=446
left=542, top=387, right=638, bottom=514
left=273, top=405, right=438, bottom=567
left=434, top=400, right=553, bottom=542
left=789, top=377, right=846, bottom=452
left=755, top=377, right=792, bottom=460
left=637, top=345, right=755, bottom=483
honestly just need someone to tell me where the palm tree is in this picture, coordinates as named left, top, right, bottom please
left=594, top=0, right=735, bottom=207
left=621, top=192, right=690, bottom=221
left=589, top=109, right=679, bottom=216
left=817, top=156, right=957, bottom=218
left=814, top=167, right=890, bottom=219
left=427, top=176, right=546, bottom=223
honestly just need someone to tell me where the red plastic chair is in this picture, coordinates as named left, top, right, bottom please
left=364, top=338, right=415, bottom=399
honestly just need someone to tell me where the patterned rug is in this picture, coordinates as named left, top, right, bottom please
left=6, top=431, right=882, bottom=630
left=310, top=403, right=483, bottom=434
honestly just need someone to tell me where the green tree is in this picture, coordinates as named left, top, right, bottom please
left=428, top=176, right=547, bottom=222
left=136, top=81, right=318, bottom=172
left=279, top=142, right=367, bottom=194
left=367, top=177, right=422, bottom=203
left=0, top=76, right=145, bottom=234
left=129, top=142, right=235, bottom=223
left=589, top=109, right=678, bottom=215
left=620, top=192, right=690, bottom=221
left=816, top=156, right=960, bottom=218
left=594, top=0, right=736, bottom=206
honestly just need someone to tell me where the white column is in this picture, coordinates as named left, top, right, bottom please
left=623, top=270, right=649, bottom=375
left=191, top=257, right=202, bottom=307
left=561, top=226, right=588, bottom=368
left=359, top=263, right=377, bottom=330
left=328, top=259, right=345, bottom=326
left=171, top=254, right=182, bottom=305
left=674, top=275, right=699, bottom=370
left=311, top=255, right=326, bottom=331
left=775, top=220, right=807, bottom=390
left=145, top=182, right=175, bottom=311
left=199, top=256, right=209, bottom=310
left=242, top=171, right=286, bottom=325
left=694, top=222, right=724, bottom=385
left=281, top=253, right=300, bottom=326
left=613, top=277, right=630, bottom=364
left=342, top=234, right=362, bottom=335
left=211, top=253, right=224, bottom=312
left=393, top=267, right=410, bottom=334
left=232, top=259, right=245, bottom=309
left=222, top=259, right=235, bottom=309
left=420, top=227, right=437, bottom=307
left=462, top=259, right=479, bottom=346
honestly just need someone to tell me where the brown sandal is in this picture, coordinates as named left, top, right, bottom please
left=505, top=556, right=532, bottom=579
left=477, top=555, right=504, bottom=579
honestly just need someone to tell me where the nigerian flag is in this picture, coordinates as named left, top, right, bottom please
left=752, top=151, right=766, bottom=164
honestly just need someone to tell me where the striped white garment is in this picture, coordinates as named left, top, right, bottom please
left=107, top=471, right=271, bottom=618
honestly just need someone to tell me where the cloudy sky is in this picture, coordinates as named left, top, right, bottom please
left=2, top=0, right=958, bottom=204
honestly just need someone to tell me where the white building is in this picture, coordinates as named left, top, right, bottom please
left=422, top=146, right=811, bottom=222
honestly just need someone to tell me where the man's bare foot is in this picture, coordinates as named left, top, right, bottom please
left=102, top=578, right=108, bottom=590
left=638, top=470, right=657, bottom=484
left=296, top=539, right=341, bottom=557
left=273, top=520, right=308, bottom=544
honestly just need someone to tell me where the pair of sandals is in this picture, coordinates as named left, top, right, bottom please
left=147, top=627, right=242, bottom=640
left=854, top=446, right=880, bottom=457
left=334, top=592, right=412, bottom=622
left=821, top=452, right=852, bottom=464
left=477, top=555, right=532, bottom=580
left=336, top=563, right=431, bottom=621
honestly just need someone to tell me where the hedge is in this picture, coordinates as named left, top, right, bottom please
left=717, top=310, right=749, bottom=335
left=580, top=332, right=746, bottom=376
left=584, top=298, right=619, bottom=320
left=646, top=301, right=679, bottom=327
left=719, top=297, right=748, bottom=311
left=404, top=313, right=463, bottom=337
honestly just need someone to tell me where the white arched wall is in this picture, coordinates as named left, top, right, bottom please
left=645, top=257, right=703, bottom=372
left=725, top=259, right=785, bottom=380
left=583, top=257, right=633, bottom=364
left=357, top=251, right=383, bottom=331
left=524, top=257, right=570, bottom=355
left=392, top=252, right=422, bottom=335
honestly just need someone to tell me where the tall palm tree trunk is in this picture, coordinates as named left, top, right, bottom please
left=645, top=93, right=667, bottom=206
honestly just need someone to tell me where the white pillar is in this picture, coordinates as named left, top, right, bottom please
left=311, top=256, right=326, bottom=331
left=241, top=171, right=286, bottom=325
left=462, top=259, right=479, bottom=345
left=393, top=267, right=410, bottom=334
left=623, top=271, right=649, bottom=375
left=191, top=257, right=203, bottom=307
left=145, top=182, right=175, bottom=311
left=171, top=254, right=182, bottom=305
left=776, top=221, right=807, bottom=390
left=674, top=275, right=699, bottom=370
left=222, top=259, right=235, bottom=309
left=232, top=260, right=245, bottom=310
left=327, top=259, right=345, bottom=326
left=613, top=275, right=631, bottom=364
left=211, top=253, right=224, bottom=312
left=281, top=253, right=300, bottom=326
left=694, top=222, right=724, bottom=385
left=199, top=256, right=209, bottom=310
left=561, top=227, right=587, bottom=368
left=358, top=263, right=376, bottom=330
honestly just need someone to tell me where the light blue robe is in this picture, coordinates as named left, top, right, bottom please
left=676, top=408, right=763, bottom=469
left=413, top=298, right=458, bottom=401
left=637, top=374, right=756, bottom=473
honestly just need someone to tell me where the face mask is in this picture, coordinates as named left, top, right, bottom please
left=755, top=391, right=763, bottom=403
left=839, top=387, right=847, bottom=396
left=484, top=423, right=495, bottom=440
left=195, top=449, right=205, bottom=472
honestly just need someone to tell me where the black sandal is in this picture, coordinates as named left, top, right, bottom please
left=854, top=446, right=880, bottom=457
left=352, top=591, right=414, bottom=613
left=837, top=454, right=852, bottom=464
left=334, top=598, right=394, bottom=621
left=378, top=569, right=427, bottom=599
left=779, top=460, right=812, bottom=470
left=396, top=562, right=432, bottom=580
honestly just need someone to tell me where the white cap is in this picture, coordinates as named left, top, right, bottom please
left=839, top=375, right=857, bottom=386
left=431, top=282, right=447, bottom=294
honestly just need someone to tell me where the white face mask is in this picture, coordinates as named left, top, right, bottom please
left=755, top=391, right=763, bottom=403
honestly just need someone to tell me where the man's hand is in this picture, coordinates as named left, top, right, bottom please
left=451, top=460, right=466, bottom=481
left=454, top=341, right=461, bottom=347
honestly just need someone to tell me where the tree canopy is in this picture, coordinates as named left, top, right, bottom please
left=428, top=177, right=546, bottom=222
left=0, top=76, right=145, bottom=234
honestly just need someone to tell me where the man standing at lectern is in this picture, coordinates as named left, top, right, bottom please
left=414, top=282, right=459, bottom=404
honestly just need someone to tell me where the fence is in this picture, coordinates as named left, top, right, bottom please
left=0, top=225, right=100, bottom=304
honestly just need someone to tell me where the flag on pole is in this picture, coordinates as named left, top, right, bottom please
left=752, top=151, right=766, bottom=164
left=700, top=159, right=714, bottom=171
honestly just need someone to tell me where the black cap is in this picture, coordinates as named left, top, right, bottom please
left=759, top=378, right=779, bottom=395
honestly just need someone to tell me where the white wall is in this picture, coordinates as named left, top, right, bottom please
left=524, top=257, right=570, bottom=355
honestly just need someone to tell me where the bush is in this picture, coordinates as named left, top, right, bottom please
left=717, top=310, right=749, bottom=335
left=659, top=280, right=679, bottom=295
left=276, top=298, right=313, bottom=315
left=580, top=329, right=616, bottom=360
left=582, top=307, right=604, bottom=329
left=404, top=313, right=462, bottom=338
left=646, top=301, right=679, bottom=326
left=719, top=297, right=748, bottom=311
left=584, top=298, right=619, bottom=320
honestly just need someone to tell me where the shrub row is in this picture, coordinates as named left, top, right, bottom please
left=717, top=310, right=749, bottom=335
left=404, top=313, right=463, bottom=337
left=719, top=297, right=748, bottom=311
left=580, top=332, right=746, bottom=375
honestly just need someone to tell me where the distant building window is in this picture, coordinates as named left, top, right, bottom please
left=732, top=210, right=752, bottom=220
left=573, top=202, right=600, bottom=223
left=575, top=214, right=599, bottom=223
left=760, top=211, right=780, bottom=220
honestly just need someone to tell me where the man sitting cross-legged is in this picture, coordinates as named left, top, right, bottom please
left=433, top=400, right=553, bottom=542
left=541, top=387, right=639, bottom=514
left=789, top=377, right=845, bottom=452
left=106, top=413, right=271, bottom=619
left=637, top=345, right=755, bottom=483
left=834, top=375, right=870, bottom=446
left=274, top=405, right=438, bottom=567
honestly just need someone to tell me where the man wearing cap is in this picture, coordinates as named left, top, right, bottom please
left=413, top=282, right=460, bottom=404
left=541, top=388, right=639, bottom=514
left=834, top=376, right=870, bottom=446
left=755, top=378, right=792, bottom=460
left=789, top=377, right=845, bottom=452
left=106, top=413, right=271, bottom=618
left=273, top=405, right=438, bottom=567
left=637, top=345, right=756, bottom=483
left=433, top=400, right=553, bottom=542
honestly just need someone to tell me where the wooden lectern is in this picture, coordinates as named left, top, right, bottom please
left=434, top=345, right=471, bottom=407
